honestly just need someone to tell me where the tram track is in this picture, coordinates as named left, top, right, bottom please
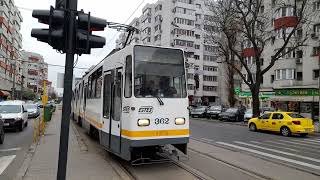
left=113, top=154, right=214, bottom=180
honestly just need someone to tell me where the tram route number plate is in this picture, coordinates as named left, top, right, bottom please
left=155, top=118, right=169, bottom=125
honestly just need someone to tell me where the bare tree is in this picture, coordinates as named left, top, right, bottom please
left=205, top=0, right=312, bottom=117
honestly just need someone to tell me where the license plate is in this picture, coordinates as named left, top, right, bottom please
left=305, top=128, right=313, bottom=132
left=4, top=123, right=9, bottom=126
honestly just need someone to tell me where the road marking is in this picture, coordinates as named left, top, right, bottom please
left=304, top=139, right=320, bottom=143
left=0, top=147, right=21, bottom=152
left=234, top=141, right=320, bottom=163
left=264, top=141, right=320, bottom=154
left=200, top=138, right=214, bottom=142
left=216, top=142, right=320, bottom=170
left=277, top=140, right=320, bottom=148
left=0, top=155, right=16, bottom=175
left=250, top=141, right=300, bottom=152
left=288, top=139, right=320, bottom=145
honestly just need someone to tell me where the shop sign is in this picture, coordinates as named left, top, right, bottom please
left=275, top=89, right=318, bottom=96
left=239, top=91, right=275, bottom=98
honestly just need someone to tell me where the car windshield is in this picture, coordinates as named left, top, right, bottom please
left=134, top=46, right=187, bottom=98
left=0, top=105, right=21, bottom=113
left=226, top=108, right=238, bottom=113
left=287, top=113, right=305, bottom=118
left=210, top=106, right=221, bottom=110
left=25, top=104, right=37, bottom=110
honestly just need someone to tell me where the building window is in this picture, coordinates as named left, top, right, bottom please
left=275, top=7, right=294, bottom=19
left=187, top=73, right=193, bottom=79
left=195, top=34, right=200, bottom=39
left=203, top=86, right=217, bottom=92
left=154, top=34, right=161, bottom=41
left=313, top=69, right=319, bottom=79
left=203, top=75, right=217, bottom=82
left=174, top=17, right=195, bottom=26
left=204, top=45, right=217, bottom=52
left=194, top=55, right=200, bottom=60
left=297, top=72, right=303, bottom=81
left=245, top=56, right=254, bottom=65
left=195, top=14, right=201, bottom=21
left=312, top=46, right=320, bottom=56
left=275, top=27, right=294, bottom=39
left=194, top=65, right=199, bottom=70
left=271, top=75, right=275, bottom=83
left=195, top=44, right=200, bottom=49
left=275, top=69, right=295, bottom=80
left=203, top=66, right=218, bottom=72
left=187, top=84, right=194, bottom=90
left=195, top=24, right=201, bottom=29
left=314, top=1, right=320, bottom=11
left=196, top=4, right=201, bottom=9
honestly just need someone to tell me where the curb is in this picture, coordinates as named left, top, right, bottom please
left=13, top=139, right=39, bottom=180
left=71, top=122, right=88, bottom=152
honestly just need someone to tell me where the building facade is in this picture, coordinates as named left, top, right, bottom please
left=20, top=50, right=50, bottom=97
left=0, top=0, right=23, bottom=99
left=240, top=0, right=320, bottom=119
left=116, top=0, right=222, bottom=105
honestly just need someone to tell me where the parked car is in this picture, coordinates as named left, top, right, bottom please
left=190, top=106, right=207, bottom=118
left=248, top=112, right=314, bottom=137
left=244, top=109, right=253, bottom=121
left=0, top=101, right=28, bottom=131
left=206, top=106, right=222, bottom=119
left=219, top=108, right=241, bottom=121
left=260, top=107, right=275, bottom=114
left=0, top=114, right=4, bottom=144
left=25, top=104, right=40, bottom=118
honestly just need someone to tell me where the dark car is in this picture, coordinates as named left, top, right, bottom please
left=219, top=108, right=241, bottom=121
left=190, top=106, right=207, bottom=118
left=206, top=106, right=222, bottom=119
left=0, top=114, right=4, bottom=144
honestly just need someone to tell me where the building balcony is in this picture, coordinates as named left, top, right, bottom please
left=273, top=79, right=305, bottom=89
left=274, top=16, right=298, bottom=30
left=203, top=91, right=218, bottom=97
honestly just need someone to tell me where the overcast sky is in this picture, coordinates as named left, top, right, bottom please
left=15, top=0, right=157, bottom=93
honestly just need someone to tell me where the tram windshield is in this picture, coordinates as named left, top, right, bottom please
left=134, top=46, right=187, bottom=98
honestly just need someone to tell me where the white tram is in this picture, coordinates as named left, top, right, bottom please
left=72, top=45, right=189, bottom=162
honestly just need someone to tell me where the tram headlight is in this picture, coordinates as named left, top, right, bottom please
left=175, top=118, right=185, bottom=125
left=137, top=119, right=150, bottom=126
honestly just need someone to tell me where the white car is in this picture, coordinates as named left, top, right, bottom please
left=0, top=101, right=28, bottom=131
left=244, top=109, right=253, bottom=121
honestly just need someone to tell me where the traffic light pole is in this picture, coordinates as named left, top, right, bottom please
left=57, top=0, right=77, bottom=179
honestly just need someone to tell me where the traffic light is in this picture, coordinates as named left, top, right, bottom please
left=31, top=6, right=65, bottom=51
left=76, top=12, right=107, bottom=54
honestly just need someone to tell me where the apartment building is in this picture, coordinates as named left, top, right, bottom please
left=20, top=50, right=50, bottom=96
left=116, top=0, right=226, bottom=105
left=0, top=0, right=23, bottom=99
left=240, top=0, right=320, bottom=119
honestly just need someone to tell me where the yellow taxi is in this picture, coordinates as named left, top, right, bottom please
left=248, top=112, right=314, bottom=137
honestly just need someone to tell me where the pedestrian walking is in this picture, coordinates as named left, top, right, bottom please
left=238, top=101, right=246, bottom=121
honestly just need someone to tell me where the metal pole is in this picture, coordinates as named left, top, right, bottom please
left=11, top=61, right=16, bottom=100
left=318, top=55, right=320, bottom=127
left=57, top=0, right=77, bottom=179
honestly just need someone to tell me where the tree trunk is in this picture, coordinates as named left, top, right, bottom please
left=251, top=86, right=260, bottom=118
left=227, top=66, right=236, bottom=107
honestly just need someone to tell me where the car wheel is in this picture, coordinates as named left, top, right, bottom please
left=25, top=121, right=28, bottom=127
left=280, top=127, right=291, bottom=137
left=0, top=128, right=4, bottom=144
left=18, top=122, right=24, bottom=132
left=300, top=133, right=308, bottom=137
left=249, top=123, right=257, bottom=132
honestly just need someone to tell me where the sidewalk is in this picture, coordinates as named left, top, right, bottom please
left=21, top=110, right=122, bottom=180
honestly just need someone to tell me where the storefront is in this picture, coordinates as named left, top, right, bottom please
left=239, top=91, right=275, bottom=108
left=271, top=88, right=319, bottom=120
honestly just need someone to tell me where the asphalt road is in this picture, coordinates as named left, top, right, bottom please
left=190, top=118, right=320, bottom=176
left=0, top=117, right=38, bottom=180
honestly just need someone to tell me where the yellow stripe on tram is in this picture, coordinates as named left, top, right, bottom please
left=121, top=129, right=190, bottom=138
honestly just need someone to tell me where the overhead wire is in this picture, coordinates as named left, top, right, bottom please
left=96, top=0, right=146, bottom=57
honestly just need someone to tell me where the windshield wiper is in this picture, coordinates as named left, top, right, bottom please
left=156, top=96, right=164, bottom=106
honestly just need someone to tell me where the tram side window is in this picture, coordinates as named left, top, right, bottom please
left=125, top=55, right=132, bottom=98
left=103, top=74, right=112, bottom=118
left=88, top=76, right=92, bottom=98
